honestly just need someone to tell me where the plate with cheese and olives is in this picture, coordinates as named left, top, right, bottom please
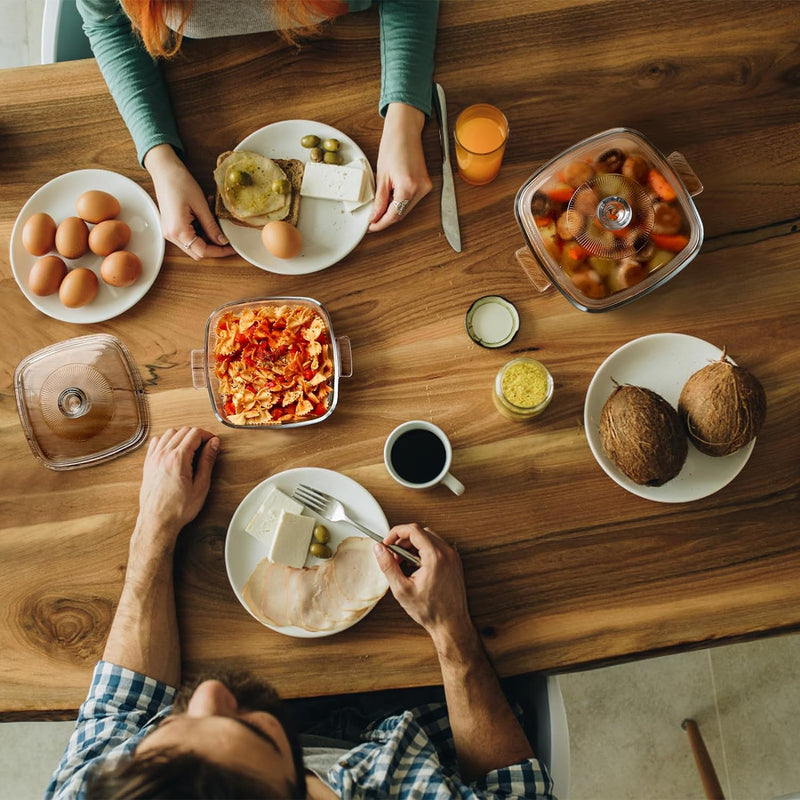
left=225, top=467, right=390, bottom=638
left=215, top=120, right=375, bottom=275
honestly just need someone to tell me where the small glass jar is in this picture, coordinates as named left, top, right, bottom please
left=493, top=357, right=553, bottom=421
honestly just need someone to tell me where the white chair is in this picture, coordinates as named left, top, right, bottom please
left=504, top=672, right=571, bottom=799
left=41, top=0, right=92, bottom=64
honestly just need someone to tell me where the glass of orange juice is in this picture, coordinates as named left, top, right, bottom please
left=454, top=104, right=509, bottom=185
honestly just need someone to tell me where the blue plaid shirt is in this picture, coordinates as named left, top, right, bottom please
left=47, top=661, right=554, bottom=799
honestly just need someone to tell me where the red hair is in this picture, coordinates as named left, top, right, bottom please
left=121, top=0, right=348, bottom=58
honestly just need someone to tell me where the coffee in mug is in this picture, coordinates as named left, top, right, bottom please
left=384, top=420, right=465, bottom=495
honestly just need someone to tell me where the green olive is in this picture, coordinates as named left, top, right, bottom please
left=271, top=178, right=291, bottom=194
left=301, top=134, right=321, bottom=148
left=312, top=524, right=330, bottom=544
left=323, top=151, right=344, bottom=165
left=227, top=168, right=253, bottom=187
left=309, top=542, right=333, bottom=559
left=322, top=138, right=340, bottom=152
left=309, top=147, right=324, bottom=163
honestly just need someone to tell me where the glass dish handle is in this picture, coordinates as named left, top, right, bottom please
left=515, top=247, right=552, bottom=293
left=191, top=349, right=207, bottom=389
left=667, top=151, right=703, bottom=197
left=336, top=336, right=353, bottom=378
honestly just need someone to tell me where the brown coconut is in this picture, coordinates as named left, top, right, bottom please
left=678, top=347, right=766, bottom=456
left=599, top=382, right=688, bottom=486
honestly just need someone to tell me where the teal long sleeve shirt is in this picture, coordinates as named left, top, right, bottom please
left=76, top=0, right=440, bottom=165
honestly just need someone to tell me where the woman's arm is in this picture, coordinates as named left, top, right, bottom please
left=378, top=0, right=440, bottom=117
left=77, top=0, right=184, bottom=166
left=367, top=0, right=440, bottom=230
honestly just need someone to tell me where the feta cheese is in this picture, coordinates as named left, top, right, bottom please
left=245, top=485, right=304, bottom=547
left=300, top=161, right=370, bottom=203
left=268, top=510, right=315, bottom=568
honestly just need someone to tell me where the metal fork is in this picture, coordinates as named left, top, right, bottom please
left=292, top=484, right=421, bottom=566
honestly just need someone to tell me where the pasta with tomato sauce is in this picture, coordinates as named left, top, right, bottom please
left=213, top=304, right=333, bottom=425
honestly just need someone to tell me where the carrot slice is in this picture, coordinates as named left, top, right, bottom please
left=545, top=185, right=575, bottom=203
left=568, top=243, right=592, bottom=260
left=648, top=169, right=677, bottom=202
left=650, top=233, right=689, bottom=251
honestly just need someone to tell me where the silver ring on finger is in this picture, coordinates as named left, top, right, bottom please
left=182, top=234, right=199, bottom=250
left=392, top=198, right=410, bottom=217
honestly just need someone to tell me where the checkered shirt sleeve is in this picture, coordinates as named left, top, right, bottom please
left=44, top=660, right=175, bottom=800
left=329, top=702, right=556, bottom=800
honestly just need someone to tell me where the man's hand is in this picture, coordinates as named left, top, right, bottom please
left=136, top=427, right=220, bottom=555
left=105, top=427, right=220, bottom=685
left=375, top=523, right=535, bottom=780
left=374, top=524, right=476, bottom=651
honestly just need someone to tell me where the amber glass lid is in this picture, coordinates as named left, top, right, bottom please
left=14, top=334, right=149, bottom=470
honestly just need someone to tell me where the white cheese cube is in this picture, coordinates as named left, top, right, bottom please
left=300, top=161, right=368, bottom=203
left=343, top=157, right=375, bottom=213
left=268, top=510, right=315, bottom=568
left=245, top=485, right=304, bottom=547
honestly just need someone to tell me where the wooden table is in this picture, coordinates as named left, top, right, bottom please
left=1, top=0, right=798, bottom=720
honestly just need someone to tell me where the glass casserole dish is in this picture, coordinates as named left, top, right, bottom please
left=192, top=297, right=352, bottom=429
left=514, top=128, right=704, bottom=312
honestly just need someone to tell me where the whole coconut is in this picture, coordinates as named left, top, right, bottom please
left=678, top=347, right=766, bottom=456
left=599, top=383, right=688, bottom=486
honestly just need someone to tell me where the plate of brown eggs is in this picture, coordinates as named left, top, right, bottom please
left=10, top=169, right=164, bottom=324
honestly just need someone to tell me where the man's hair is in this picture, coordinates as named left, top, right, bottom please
left=86, top=748, right=304, bottom=799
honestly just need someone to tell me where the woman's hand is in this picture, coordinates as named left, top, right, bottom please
left=368, top=103, right=433, bottom=232
left=144, top=144, right=235, bottom=260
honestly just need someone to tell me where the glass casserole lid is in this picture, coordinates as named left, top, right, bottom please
left=14, top=333, right=149, bottom=470
left=192, top=297, right=352, bottom=429
left=514, top=128, right=704, bottom=312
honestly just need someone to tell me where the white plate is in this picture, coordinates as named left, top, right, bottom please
left=584, top=333, right=756, bottom=503
left=10, top=169, right=164, bottom=324
left=225, top=467, right=389, bottom=637
left=220, top=120, right=373, bottom=275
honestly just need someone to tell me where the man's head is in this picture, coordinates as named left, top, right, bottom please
left=88, top=671, right=307, bottom=799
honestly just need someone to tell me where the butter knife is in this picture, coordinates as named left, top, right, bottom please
left=432, top=82, right=462, bottom=252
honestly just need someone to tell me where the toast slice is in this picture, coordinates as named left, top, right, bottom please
left=214, top=153, right=304, bottom=228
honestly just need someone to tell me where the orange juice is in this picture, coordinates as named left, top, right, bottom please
left=454, top=104, right=509, bottom=185
left=457, top=117, right=506, bottom=154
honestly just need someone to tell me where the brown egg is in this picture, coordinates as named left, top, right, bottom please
left=22, top=212, right=57, bottom=256
left=100, top=250, right=142, bottom=287
left=59, top=267, right=99, bottom=308
left=76, top=190, right=121, bottom=224
left=89, top=219, right=131, bottom=256
left=55, top=217, right=90, bottom=259
left=261, top=221, right=302, bottom=259
left=28, top=255, right=67, bottom=296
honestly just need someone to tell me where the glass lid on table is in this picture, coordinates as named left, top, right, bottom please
left=14, top=334, right=149, bottom=470
left=514, top=128, right=704, bottom=312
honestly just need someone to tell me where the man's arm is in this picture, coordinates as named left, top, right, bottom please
left=102, top=427, right=219, bottom=686
left=375, top=524, right=534, bottom=782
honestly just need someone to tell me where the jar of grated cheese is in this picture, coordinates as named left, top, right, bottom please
left=493, top=357, right=553, bottom=420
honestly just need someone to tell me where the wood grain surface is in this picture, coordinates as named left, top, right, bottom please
left=1, top=0, right=798, bottom=719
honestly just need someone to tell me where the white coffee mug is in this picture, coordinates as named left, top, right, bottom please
left=384, top=420, right=465, bottom=496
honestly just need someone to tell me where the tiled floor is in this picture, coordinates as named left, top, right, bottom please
left=3, top=3, right=800, bottom=799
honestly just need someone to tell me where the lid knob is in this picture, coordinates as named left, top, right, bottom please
left=570, top=174, right=655, bottom=260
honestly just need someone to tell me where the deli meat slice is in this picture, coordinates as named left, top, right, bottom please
left=242, top=559, right=292, bottom=628
left=241, top=535, right=388, bottom=633
left=331, top=537, right=389, bottom=603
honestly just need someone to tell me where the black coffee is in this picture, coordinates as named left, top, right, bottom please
left=390, top=428, right=446, bottom=484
